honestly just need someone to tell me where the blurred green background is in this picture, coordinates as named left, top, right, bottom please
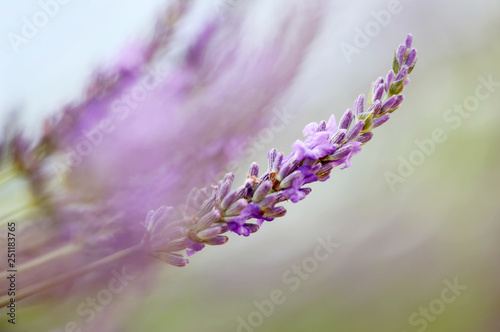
left=1, top=0, right=499, bottom=331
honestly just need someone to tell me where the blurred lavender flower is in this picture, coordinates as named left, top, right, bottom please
left=0, top=0, right=328, bottom=308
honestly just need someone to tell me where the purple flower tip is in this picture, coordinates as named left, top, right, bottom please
left=405, top=34, right=413, bottom=49
left=186, top=239, right=206, bottom=256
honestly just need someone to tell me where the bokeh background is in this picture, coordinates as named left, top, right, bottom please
left=1, top=0, right=499, bottom=331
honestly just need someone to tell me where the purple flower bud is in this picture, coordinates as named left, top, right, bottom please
left=216, top=177, right=232, bottom=201
left=301, top=187, right=312, bottom=196
left=245, top=223, right=260, bottom=234
left=225, top=198, right=248, bottom=216
left=396, top=44, right=406, bottom=66
left=197, top=226, right=224, bottom=240
left=405, top=34, right=413, bottom=49
left=405, top=49, right=417, bottom=68
left=248, top=162, right=259, bottom=177
left=223, top=173, right=235, bottom=183
left=395, top=65, right=409, bottom=82
left=345, top=120, right=365, bottom=141
left=373, top=77, right=384, bottom=87
left=258, top=192, right=286, bottom=209
left=372, top=114, right=390, bottom=128
left=195, top=209, right=221, bottom=232
left=219, top=223, right=229, bottom=233
left=372, top=84, right=385, bottom=98
left=330, top=129, right=347, bottom=144
left=367, top=100, right=382, bottom=117
left=355, top=132, right=374, bottom=144
left=279, top=170, right=302, bottom=189
left=277, top=160, right=294, bottom=182
left=390, top=95, right=404, bottom=112
left=262, top=206, right=287, bottom=218
left=271, top=152, right=283, bottom=173
left=220, top=190, right=238, bottom=210
left=267, top=149, right=278, bottom=171
left=339, top=109, right=353, bottom=130
left=373, top=85, right=385, bottom=102
left=385, top=70, right=395, bottom=91
left=252, top=180, right=272, bottom=203
left=186, top=238, right=206, bottom=253
left=315, top=162, right=334, bottom=181
left=234, top=184, right=251, bottom=200
left=380, top=95, right=397, bottom=114
left=328, top=144, right=353, bottom=161
left=204, top=236, right=228, bottom=246
left=353, top=94, right=365, bottom=116
left=259, top=171, right=270, bottom=182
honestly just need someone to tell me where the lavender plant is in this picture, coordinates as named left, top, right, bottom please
left=0, top=1, right=416, bottom=310
left=143, top=34, right=418, bottom=264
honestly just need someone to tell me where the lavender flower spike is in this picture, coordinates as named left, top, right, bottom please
left=142, top=34, right=418, bottom=263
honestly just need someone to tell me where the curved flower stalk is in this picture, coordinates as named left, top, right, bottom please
left=0, top=1, right=328, bottom=308
left=142, top=34, right=418, bottom=263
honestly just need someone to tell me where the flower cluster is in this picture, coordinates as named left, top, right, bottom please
left=142, top=34, right=418, bottom=265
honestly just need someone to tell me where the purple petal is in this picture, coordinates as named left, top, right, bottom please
left=303, top=122, right=319, bottom=136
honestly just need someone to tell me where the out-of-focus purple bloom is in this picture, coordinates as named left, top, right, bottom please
left=0, top=0, right=329, bottom=308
